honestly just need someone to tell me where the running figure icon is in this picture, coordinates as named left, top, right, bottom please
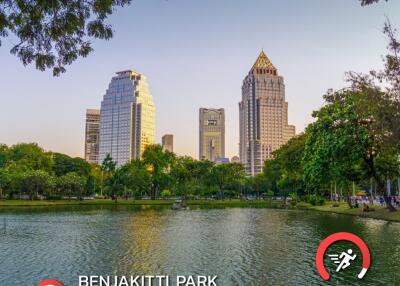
left=328, top=249, right=357, bottom=272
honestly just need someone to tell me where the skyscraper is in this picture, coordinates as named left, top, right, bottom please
left=84, top=109, right=100, bottom=164
left=239, top=51, right=295, bottom=175
left=162, top=134, right=173, bottom=152
left=99, top=70, right=155, bottom=166
left=199, top=108, right=225, bottom=161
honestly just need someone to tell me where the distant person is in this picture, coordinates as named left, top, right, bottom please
left=363, top=203, right=370, bottom=212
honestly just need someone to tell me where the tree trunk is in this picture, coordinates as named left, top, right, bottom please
left=219, top=186, right=225, bottom=200
left=346, top=195, right=353, bottom=209
left=151, top=184, right=156, bottom=200
left=377, top=179, right=396, bottom=211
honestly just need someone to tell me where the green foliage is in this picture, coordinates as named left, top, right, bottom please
left=263, top=134, right=307, bottom=196
left=0, top=0, right=132, bottom=75
left=143, top=144, right=175, bottom=199
left=209, top=163, right=245, bottom=199
left=19, top=170, right=54, bottom=199
left=53, top=153, right=91, bottom=177
left=56, top=172, right=85, bottom=199
left=101, top=154, right=116, bottom=173
left=160, top=190, right=171, bottom=198
left=7, top=143, right=53, bottom=172
left=309, top=195, right=325, bottom=206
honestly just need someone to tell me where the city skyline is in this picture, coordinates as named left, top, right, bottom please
left=0, top=0, right=399, bottom=159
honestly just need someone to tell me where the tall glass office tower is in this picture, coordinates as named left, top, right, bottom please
left=99, top=70, right=155, bottom=166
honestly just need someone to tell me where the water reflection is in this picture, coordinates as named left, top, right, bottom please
left=0, top=207, right=399, bottom=286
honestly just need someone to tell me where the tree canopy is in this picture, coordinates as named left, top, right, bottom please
left=0, top=0, right=131, bottom=76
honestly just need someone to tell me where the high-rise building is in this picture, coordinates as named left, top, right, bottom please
left=199, top=108, right=225, bottom=161
left=162, top=134, right=173, bottom=152
left=239, top=51, right=295, bottom=175
left=99, top=70, right=155, bottom=166
left=84, top=109, right=100, bottom=164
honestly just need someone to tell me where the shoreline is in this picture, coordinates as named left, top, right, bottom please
left=1, top=199, right=399, bottom=222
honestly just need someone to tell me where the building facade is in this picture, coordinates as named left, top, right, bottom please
left=239, top=51, right=295, bottom=175
left=162, top=134, right=174, bottom=152
left=84, top=109, right=100, bottom=164
left=199, top=108, right=225, bottom=161
left=99, top=70, right=155, bottom=166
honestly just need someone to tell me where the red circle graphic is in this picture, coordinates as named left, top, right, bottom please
left=37, top=279, right=64, bottom=286
left=315, top=232, right=371, bottom=281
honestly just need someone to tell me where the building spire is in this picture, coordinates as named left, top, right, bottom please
left=251, top=50, right=277, bottom=73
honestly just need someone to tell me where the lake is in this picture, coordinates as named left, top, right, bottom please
left=0, top=206, right=399, bottom=286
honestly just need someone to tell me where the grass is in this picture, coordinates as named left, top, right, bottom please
left=1, top=199, right=400, bottom=222
left=307, top=201, right=400, bottom=222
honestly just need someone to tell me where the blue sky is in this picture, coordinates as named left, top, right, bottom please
left=0, top=0, right=399, bottom=159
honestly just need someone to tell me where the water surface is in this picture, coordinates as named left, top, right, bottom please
left=0, top=206, right=399, bottom=286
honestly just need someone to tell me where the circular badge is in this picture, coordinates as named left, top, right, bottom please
left=315, top=232, right=371, bottom=281
left=37, top=279, right=64, bottom=286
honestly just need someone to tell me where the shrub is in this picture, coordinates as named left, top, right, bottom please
left=160, top=190, right=171, bottom=198
left=309, top=195, right=325, bottom=206
left=317, top=197, right=325, bottom=206
left=309, top=196, right=317, bottom=206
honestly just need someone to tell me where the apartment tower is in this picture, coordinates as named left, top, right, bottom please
left=84, top=109, right=100, bottom=164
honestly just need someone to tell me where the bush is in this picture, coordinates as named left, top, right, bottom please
left=290, top=200, right=297, bottom=207
left=309, top=196, right=325, bottom=206
left=160, top=190, right=171, bottom=198
left=309, top=196, right=317, bottom=206
left=317, top=197, right=325, bottom=206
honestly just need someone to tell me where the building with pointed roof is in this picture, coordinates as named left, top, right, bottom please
left=239, top=51, right=295, bottom=175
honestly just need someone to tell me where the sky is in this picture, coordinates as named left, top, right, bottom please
left=0, top=0, right=399, bottom=159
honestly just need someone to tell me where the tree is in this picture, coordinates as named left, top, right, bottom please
left=57, top=172, right=85, bottom=200
left=304, top=86, right=400, bottom=210
left=101, top=154, right=116, bottom=173
left=19, top=170, right=53, bottom=199
left=170, top=156, right=195, bottom=199
left=263, top=134, right=307, bottom=197
left=142, top=145, right=174, bottom=199
left=53, top=153, right=91, bottom=177
left=0, top=144, right=9, bottom=168
left=249, top=173, right=266, bottom=200
left=0, top=0, right=132, bottom=76
left=116, top=160, right=150, bottom=199
left=360, top=0, right=388, bottom=5
left=8, top=143, right=53, bottom=172
left=209, top=163, right=245, bottom=200
left=101, top=153, right=116, bottom=196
